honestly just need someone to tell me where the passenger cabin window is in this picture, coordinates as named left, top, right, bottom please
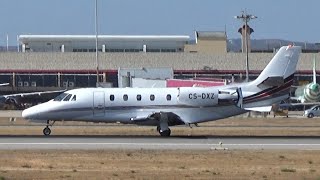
left=63, top=94, right=72, bottom=101
left=137, top=94, right=142, bottom=101
left=71, top=95, right=76, bottom=101
left=166, top=94, right=171, bottom=101
left=150, top=94, right=155, bottom=101
left=53, top=93, right=68, bottom=101
left=110, top=95, right=115, bottom=101
left=123, top=94, right=128, bottom=101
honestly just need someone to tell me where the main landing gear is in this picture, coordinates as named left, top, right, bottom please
left=43, top=120, right=55, bottom=136
left=157, top=112, right=171, bottom=137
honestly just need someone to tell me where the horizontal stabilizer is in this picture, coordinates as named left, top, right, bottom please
left=280, top=102, right=320, bottom=107
left=245, top=106, right=272, bottom=112
left=259, top=76, right=284, bottom=87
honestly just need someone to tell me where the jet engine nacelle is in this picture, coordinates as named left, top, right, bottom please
left=178, top=87, right=244, bottom=107
left=218, top=88, right=243, bottom=108
left=178, top=87, right=219, bottom=106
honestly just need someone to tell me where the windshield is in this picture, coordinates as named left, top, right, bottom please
left=63, top=94, right=73, bottom=101
left=53, top=93, right=68, bottom=101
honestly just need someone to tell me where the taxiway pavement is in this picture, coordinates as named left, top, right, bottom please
left=0, top=136, right=319, bottom=150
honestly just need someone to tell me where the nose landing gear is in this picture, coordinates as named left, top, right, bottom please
left=43, top=120, right=55, bottom=136
left=43, top=126, right=51, bottom=136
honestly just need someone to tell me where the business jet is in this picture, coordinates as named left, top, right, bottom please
left=22, top=46, right=301, bottom=136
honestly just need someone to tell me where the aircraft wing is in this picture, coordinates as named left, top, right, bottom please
left=2, top=89, right=66, bottom=107
left=130, top=112, right=185, bottom=126
left=3, top=89, right=65, bottom=99
left=0, top=83, right=9, bottom=86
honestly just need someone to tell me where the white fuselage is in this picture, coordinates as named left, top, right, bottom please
left=22, top=83, right=288, bottom=126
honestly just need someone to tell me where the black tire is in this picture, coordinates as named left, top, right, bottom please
left=159, top=128, right=171, bottom=137
left=307, top=113, right=314, bottom=118
left=43, top=127, right=51, bottom=136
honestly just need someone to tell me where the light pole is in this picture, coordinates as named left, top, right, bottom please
left=95, top=0, right=100, bottom=85
left=234, top=11, right=257, bottom=82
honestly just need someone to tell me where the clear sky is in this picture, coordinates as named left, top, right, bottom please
left=0, top=0, right=319, bottom=45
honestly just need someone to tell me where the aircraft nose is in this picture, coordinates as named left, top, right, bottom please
left=22, top=107, right=38, bottom=119
left=311, top=84, right=320, bottom=92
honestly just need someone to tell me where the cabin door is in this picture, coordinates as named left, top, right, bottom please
left=93, top=91, right=105, bottom=116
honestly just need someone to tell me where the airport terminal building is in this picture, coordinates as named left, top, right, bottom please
left=19, top=35, right=189, bottom=53
left=0, top=31, right=317, bottom=94
left=18, top=31, right=228, bottom=54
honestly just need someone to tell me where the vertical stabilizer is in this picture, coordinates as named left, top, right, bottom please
left=253, top=46, right=301, bottom=86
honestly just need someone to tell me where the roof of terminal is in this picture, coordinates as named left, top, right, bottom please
left=19, top=35, right=190, bottom=42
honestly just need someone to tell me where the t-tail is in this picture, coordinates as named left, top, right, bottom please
left=242, top=46, right=301, bottom=111
left=251, top=45, right=301, bottom=90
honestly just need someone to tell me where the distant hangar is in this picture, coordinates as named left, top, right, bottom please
left=18, top=31, right=227, bottom=54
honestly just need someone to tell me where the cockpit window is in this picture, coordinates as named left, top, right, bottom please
left=63, top=94, right=72, bottom=101
left=71, top=95, right=76, bottom=101
left=53, top=93, right=68, bottom=101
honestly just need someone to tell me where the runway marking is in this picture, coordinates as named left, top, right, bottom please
left=226, top=144, right=320, bottom=146
left=0, top=143, right=320, bottom=146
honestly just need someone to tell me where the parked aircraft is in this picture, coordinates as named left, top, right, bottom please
left=22, top=46, right=301, bottom=136
left=292, top=56, right=320, bottom=103
left=0, top=80, right=65, bottom=109
left=0, top=89, right=66, bottom=110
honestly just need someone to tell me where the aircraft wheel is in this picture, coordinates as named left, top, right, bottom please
left=43, top=127, right=51, bottom=136
left=159, top=128, right=171, bottom=137
left=307, top=113, right=314, bottom=118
